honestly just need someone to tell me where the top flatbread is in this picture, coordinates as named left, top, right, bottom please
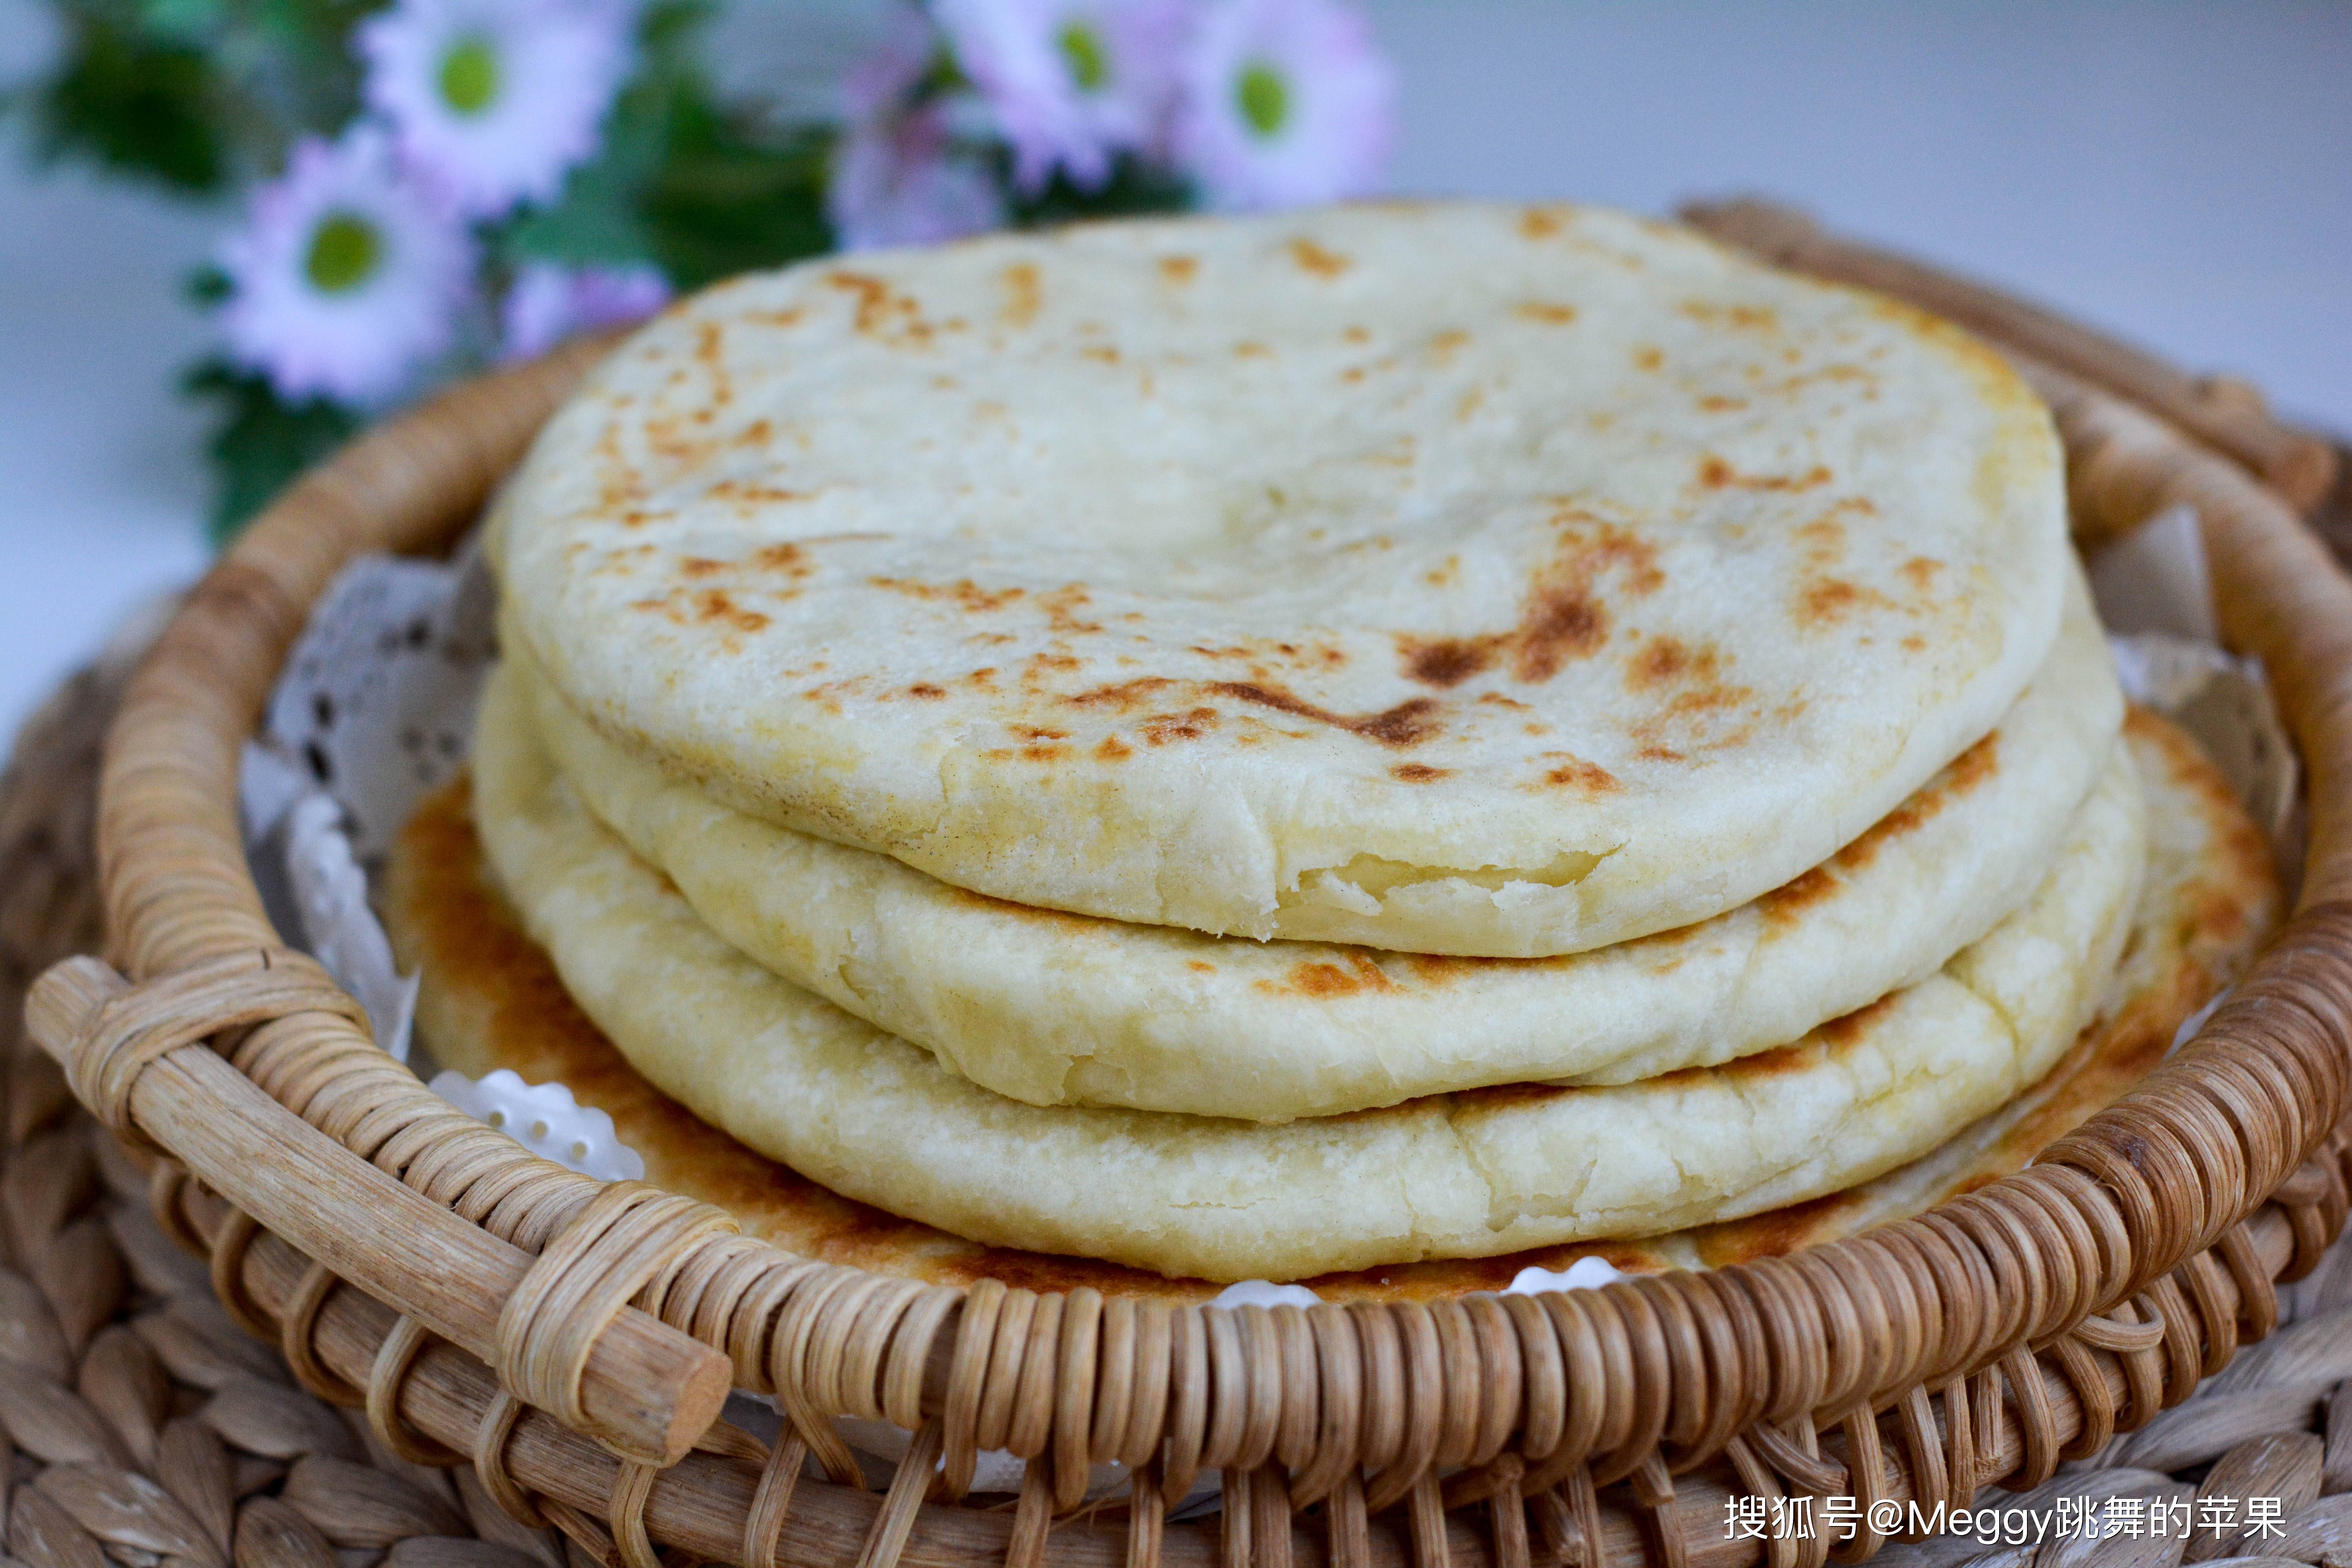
left=493, top=201, right=2066, bottom=956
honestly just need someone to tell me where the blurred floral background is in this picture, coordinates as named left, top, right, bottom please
left=13, top=0, right=1394, bottom=539
left=2, top=3, right=2347, bottom=741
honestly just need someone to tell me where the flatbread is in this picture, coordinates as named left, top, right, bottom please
left=392, top=709, right=2271, bottom=1299
left=450, top=664, right=2144, bottom=1282
left=492, top=201, right=2066, bottom=957
left=516, top=568, right=2119, bottom=1120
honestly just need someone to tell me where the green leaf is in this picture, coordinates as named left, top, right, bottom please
left=501, top=9, right=835, bottom=289
left=183, top=360, right=359, bottom=545
left=1009, top=152, right=1192, bottom=228
left=184, top=263, right=232, bottom=304
left=137, top=0, right=227, bottom=48
left=243, top=0, right=379, bottom=140
left=642, top=128, right=832, bottom=289
left=32, top=13, right=228, bottom=192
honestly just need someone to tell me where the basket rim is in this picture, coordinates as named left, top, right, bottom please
left=26, top=206, right=2352, bottom=1568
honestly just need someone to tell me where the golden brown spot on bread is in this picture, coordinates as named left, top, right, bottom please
left=1017, top=744, right=1069, bottom=763
left=1065, top=676, right=1178, bottom=710
left=1758, top=866, right=1840, bottom=930
left=827, top=270, right=897, bottom=334
left=1038, top=584, right=1102, bottom=635
left=1344, top=325, right=1371, bottom=344
left=1900, top=556, right=1945, bottom=592
left=1398, top=952, right=1494, bottom=987
left=1397, top=635, right=1501, bottom=689
left=1516, top=302, right=1578, bottom=325
left=1158, top=256, right=1198, bottom=283
left=870, top=577, right=1025, bottom=612
left=1813, top=996, right=1899, bottom=1054
left=1001, top=262, right=1041, bottom=326
left=1391, top=763, right=1451, bottom=783
left=1140, top=708, right=1220, bottom=746
left=1207, top=683, right=1441, bottom=748
left=1680, top=300, right=1779, bottom=330
left=1698, top=395, right=1746, bottom=412
left=1796, top=577, right=1896, bottom=629
left=1234, top=341, right=1272, bottom=359
left=708, top=480, right=812, bottom=506
left=1260, top=955, right=1397, bottom=1000
left=1394, top=522, right=1660, bottom=689
left=1513, top=588, right=1606, bottom=680
left=1541, top=755, right=1619, bottom=795
left=1080, top=345, right=1120, bottom=364
left=1625, top=637, right=1726, bottom=693
left=1185, top=960, right=1216, bottom=974
left=1633, top=345, right=1663, bottom=371
left=1094, top=735, right=1132, bottom=762
left=1795, top=514, right=1846, bottom=563
left=1518, top=207, right=1564, bottom=239
left=1290, top=239, right=1351, bottom=278
left=906, top=683, right=945, bottom=699
left=655, top=589, right=766, bottom=633
left=1830, top=734, right=1998, bottom=874
left=1698, top=457, right=1833, bottom=492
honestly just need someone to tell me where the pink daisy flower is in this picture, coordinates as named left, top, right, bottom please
left=357, top=0, right=632, bottom=220
left=499, top=261, right=670, bottom=361
left=828, top=108, right=1007, bottom=252
left=217, top=129, right=476, bottom=405
left=935, top=0, right=1191, bottom=194
left=1177, top=0, right=1395, bottom=211
left=842, top=2, right=941, bottom=122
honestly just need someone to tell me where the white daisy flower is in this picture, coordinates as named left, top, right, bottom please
left=499, top=260, right=670, bottom=361
left=357, top=0, right=632, bottom=220
left=935, top=0, right=1190, bottom=194
left=217, top=129, right=477, bottom=405
left=1177, top=0, right=1395, bottom=211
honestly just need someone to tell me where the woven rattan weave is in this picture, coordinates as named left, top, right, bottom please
left=15, top=205, right=2352, bottom=1568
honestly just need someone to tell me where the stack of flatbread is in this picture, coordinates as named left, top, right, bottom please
left=389, top=203, right=2280, bottom=1289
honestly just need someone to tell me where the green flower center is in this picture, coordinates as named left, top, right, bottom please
left=1058, top=21, right=1108, bottom=92
left=437, top=34, right=502, bottom=116
left=303, top=212, right=382, bottom=294
left=1236, top=60, right=1289, bottom=138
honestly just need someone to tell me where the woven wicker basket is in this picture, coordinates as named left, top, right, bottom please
left=18, top=203, right=2352, bottom=1568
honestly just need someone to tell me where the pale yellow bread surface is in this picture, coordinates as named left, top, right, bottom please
left=492, top=202, right=2067, bottom=956
left=457, top=664, right=2145, bottom=1281
left=515, top=570, right=2118, bottom=1119
left=395, top=708, right=2269, bottom=1298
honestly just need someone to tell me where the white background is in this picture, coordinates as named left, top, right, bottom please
left=2, top=0, right=2347, bottom=740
